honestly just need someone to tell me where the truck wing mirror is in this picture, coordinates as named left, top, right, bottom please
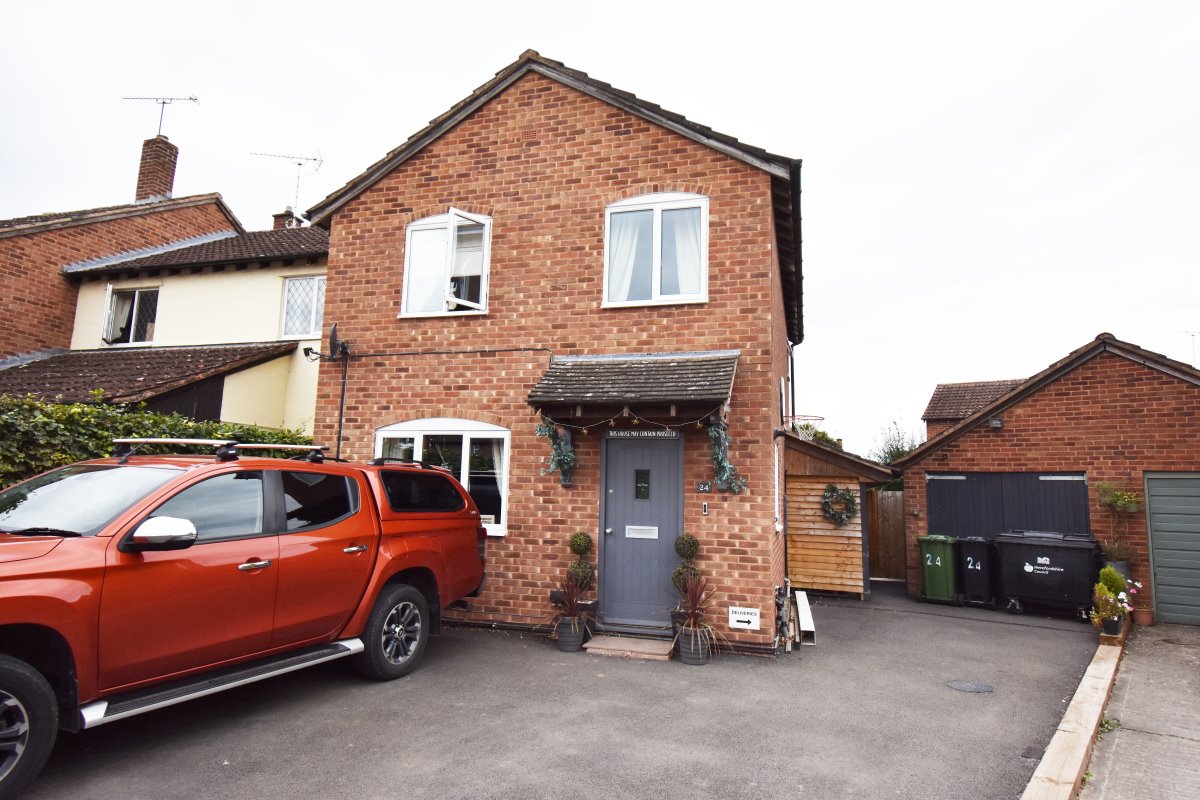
left=122, top=516, right=198, bottom=552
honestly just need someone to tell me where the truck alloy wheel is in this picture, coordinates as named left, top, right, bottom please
left=0, top=656, right=58, bottom=797
left=354, top=584, right=430, bottom=680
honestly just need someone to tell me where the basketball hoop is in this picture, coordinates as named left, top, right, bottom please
left=786, top=415, right=824, bottom=441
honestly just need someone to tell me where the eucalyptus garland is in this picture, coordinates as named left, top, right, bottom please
left=821, top=484, right=858, bottom=526
left=708, top=423, right=747, bottom=494
left=535, top=419, right=577, bottom=477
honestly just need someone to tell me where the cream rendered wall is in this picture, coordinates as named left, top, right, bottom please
left=71, top=261, right=323, bottom=434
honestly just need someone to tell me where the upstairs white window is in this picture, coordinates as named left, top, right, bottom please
left=604, top=193, right=708, bottom=307
left=104, top=287, right=159, bottom=345
left=401, top=209, right=491, bottom=316
left=281, top=275, right=326, bottom=338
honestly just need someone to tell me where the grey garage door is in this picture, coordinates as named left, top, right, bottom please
left=1147, top=475, right=1200, bottom=625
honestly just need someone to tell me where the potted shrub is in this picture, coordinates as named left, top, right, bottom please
left=673, top=574, right=719, bottom=665
left=551, top=574, right=592, bottom=652
left=567, top=532, right=598, bottom=619
left=1088, top=580, right=1131, bottom=636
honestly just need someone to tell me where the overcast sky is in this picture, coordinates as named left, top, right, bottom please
left=2, top=2, right=1196, bottom=454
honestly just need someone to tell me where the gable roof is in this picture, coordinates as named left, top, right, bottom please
left=528, top=351, right=739, bottom=407
left=64, top=227, right=329, bottom=278
left=896, top=333, right=1200, bottom=470
left=306, top=50, right=805, bottom=344
left=0, top=342, right=296, bottom=405
left=782, top=433, right=895, bottom=483
left=922, top=379, right=1024, bottom=422
left=0, top=194, right=244, bottom=240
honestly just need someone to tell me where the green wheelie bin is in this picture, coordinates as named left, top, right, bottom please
left=918, top=535, right=959, bottom=605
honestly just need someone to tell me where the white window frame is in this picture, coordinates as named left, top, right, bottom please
left=374, top=418, right=510, bottom=537
left=602, top=192, right=709, bottom=308
left=101, top=284, right=161, bottom=346
left=279, top=274, right=326, bottom=339
left=399, top=208, right=492, bottom=318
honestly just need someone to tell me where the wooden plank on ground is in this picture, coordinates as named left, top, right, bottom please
left=795, top=590, right=816, bottom=645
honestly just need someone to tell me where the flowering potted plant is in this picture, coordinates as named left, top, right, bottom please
left=1088, top=583, right=1132, bottom=636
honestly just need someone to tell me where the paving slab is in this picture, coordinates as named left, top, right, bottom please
left=1080, top=623, right=1200, bottom=800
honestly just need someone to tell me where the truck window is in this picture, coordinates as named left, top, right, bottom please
left=380, top=471, right=465, bottom=512
left=281, top=471, right=359, bottom=530
left=151, top=472, right=265, bottom=541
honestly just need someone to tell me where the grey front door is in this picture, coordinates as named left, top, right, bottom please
left=1147, top=474, right=1200, bottom=625
left=600, top=435, right=683, bottom=628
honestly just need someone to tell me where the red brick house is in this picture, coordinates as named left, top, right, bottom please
left=895, top=333, right=1200, bottom=625
left=0, top=135, right=242, bottom=362
left=305, top=51, right=802, bottom=651
left=921, top=379, right=1022, bottom=439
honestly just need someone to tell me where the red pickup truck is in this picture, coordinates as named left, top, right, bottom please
left=0, top=439, right=486, bottom=797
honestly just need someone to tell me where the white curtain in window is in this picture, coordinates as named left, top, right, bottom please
left=607, top=211, right=642, bottom=302
left=107, top=292, right=134, bottom=341
left=666, top=207, right=702, bottom=296
left=406, top=227, right=448, bottom=312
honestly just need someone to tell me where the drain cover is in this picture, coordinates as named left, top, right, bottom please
left=945, top=680, right=994, bottom=693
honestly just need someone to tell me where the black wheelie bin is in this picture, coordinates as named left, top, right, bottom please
left=995, top=530, right=1100, bottom=619
left=956, top=536, right=998, bottom=609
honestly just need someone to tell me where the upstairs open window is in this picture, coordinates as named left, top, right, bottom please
left=104, top=287, right=159, bottom=345
left=401, top=209, right=491, bottom=316
left=604, top=193, right=708, bottom=307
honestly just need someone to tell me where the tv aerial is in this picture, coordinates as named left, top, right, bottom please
left=122, top=96, right=198, bottom=136
left=251, top=151, right=324, bottom=222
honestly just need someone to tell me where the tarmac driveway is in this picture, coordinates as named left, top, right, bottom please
left=26, top=584, right=1096, bottom=800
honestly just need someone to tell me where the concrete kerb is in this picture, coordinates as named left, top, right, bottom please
left=1020, top=620, right=1129, bottom=800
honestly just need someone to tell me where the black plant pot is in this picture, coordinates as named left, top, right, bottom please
left=676, top=626, right=711, bottom=666
left=556, top=618, right=588, bottom=652
left=1101, top=617, right=1121, bottom=636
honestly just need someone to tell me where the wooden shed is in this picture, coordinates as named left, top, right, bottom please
left=783, top=433, right=894, bottom=598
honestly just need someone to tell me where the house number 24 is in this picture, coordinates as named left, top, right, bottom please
left=966, top=557, right=982, bottom=571
left=925, top=554, right=942, bottom=567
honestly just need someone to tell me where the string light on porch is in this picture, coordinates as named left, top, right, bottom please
left=538, top=404, right=727, bottom=435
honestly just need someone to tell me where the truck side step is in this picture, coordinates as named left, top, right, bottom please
left=79, top=639, right=365, bottom=729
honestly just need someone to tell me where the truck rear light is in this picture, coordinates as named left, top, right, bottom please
left=476, top=526, right=487, bottom=565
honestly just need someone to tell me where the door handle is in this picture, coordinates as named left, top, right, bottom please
left=605, top=528, right=613, bottom=535
left=343, top=544, right=368, bottom=554
left=237, top=559, right=272, bottom=571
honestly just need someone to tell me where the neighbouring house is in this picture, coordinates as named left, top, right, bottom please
left=0, top=135, right=242, bottom=362
left=304, top=51, right=802, bottom=651
left=922, top=379, right=1022, bottom=439
left=895, top=333, right=1200, bottom=625
left=0, top=137, right=328, bottom=432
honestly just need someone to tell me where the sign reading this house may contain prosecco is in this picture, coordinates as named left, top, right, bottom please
left=605, top=429, right=680, bottom=439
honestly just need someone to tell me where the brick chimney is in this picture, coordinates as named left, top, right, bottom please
left=273, top=208, right=297, bottom=229
left=135, top=135, right=178, bottom=202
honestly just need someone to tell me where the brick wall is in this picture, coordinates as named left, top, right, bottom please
left=924, top=420, right=954, bottom=439
left=903, top=350, right=1200, bottom=610
left=317, top=72, right=789, bottom=648
left=0, top=203, right=235, bottom=359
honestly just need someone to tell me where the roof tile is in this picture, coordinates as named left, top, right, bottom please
left=528, top=352, right=739, bottom=406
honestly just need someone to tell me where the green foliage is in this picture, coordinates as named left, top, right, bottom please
left=671, top=561, right=701, bottom=595
left=794, top=423, right=842, bottom=449
left=534, top=419, right=577, bottom=478
left=0, top=394, right=311, bottom=488
left=568, top=531, right=593, bottom=557
left=1089, top=583, right=1131, bottom=627
left=707, top=424, right=747, bottom=494
left=567, top=559, right=595, bottom=591
left=870, top=419, right=923, bottom=491
left=821, top=484, right=859, bottom=526
left=1098, top=565, right=1127, bottom=596
left=674, top=533, right=700, bottom=560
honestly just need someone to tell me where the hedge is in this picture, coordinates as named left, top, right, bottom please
left=0, top=394, right=312, bottom=488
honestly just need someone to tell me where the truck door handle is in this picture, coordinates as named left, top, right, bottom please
left=343, top=545, right=368, bottom=554
left=237, top=559, right=272, bottom=571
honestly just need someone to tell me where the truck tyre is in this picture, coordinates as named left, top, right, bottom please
left=0, top=655, right=58, bottom=798
left=354, top=584, right=430, bottom=680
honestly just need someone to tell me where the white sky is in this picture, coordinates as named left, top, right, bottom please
left=2, top=1, right=1196, bottom=454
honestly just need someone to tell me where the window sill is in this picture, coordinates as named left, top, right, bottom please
left=102, top=341, right=155, bottom=348
left=397, top=310, right=489, bottom=319
left=278, top=333, right=321, bottom=341
left=600, top=296, right=708, bottom=310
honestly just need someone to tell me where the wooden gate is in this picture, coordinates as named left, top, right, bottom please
left=867, top=490, right=905, bottom=580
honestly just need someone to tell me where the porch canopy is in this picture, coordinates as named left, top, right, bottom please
left=527, top=350, right=739, bottom=425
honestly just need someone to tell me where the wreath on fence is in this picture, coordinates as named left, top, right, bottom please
left=821, top=484, right=858, bottom=527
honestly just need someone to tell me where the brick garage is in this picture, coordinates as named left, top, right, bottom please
left=896, top=333, right=1200, bottom=622
left=306, top=52, right=802, bottom=651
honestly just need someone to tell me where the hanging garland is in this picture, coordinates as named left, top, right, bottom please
left=535, top=418, right=577, bottom=485
left=708, top=423, right=748, bottom=494
left=821, top=484, right=858, bottom=526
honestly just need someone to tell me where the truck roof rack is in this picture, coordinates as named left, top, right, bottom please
left=112, top=439, right=327, bottom=464
left=365, top=457, right=452, bottom=473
